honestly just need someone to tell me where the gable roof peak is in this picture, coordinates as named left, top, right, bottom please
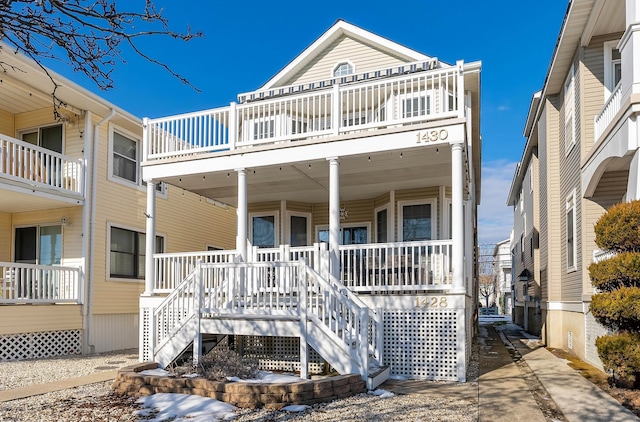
left=260, top=20, right=431, bottom=90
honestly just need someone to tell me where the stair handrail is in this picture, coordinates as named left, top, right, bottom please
left=302, top=263, right=373, bottom=374
left=153, top=267, right=199, bottom=352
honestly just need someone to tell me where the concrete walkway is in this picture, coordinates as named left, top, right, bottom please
left=0, top=370, right=117, bottom=402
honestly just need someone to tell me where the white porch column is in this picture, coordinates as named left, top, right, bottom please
left=451, top=142, right=465, bottom=293
left=144, top=180, right=157, bottom=295
left=328, top=157, right=340, bottom=282
left=621, top=0, right=640, bottom=97
left=627, top=130, right=640, bottom=201
left=236, top=168, right=248, bottom=262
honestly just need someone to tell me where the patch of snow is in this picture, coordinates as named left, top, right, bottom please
left=136, top=393, right=237, bottom=422
left=369, top=389, right=395, bottom=398
left=138, top=368, right=171, bottom=377
left=183, top=373, right=200, bottom=378
left=282, top=404, right=311, bottom=412
left=226, top=371, right=304, bottom=384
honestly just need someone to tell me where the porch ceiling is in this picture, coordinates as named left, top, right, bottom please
left=0, top=185, right=83, bottom=213
left=162, top=144, right=450, bottom=207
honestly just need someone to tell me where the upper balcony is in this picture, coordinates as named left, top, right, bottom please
left=143, top=62, right=470, bottom=163
left=0, top=133, right=84, bottom=212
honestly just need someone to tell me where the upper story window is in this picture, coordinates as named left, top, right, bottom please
left=566, top=190, right=577, bottom=271
left=20, top=124, right=63, bottom=153
left=110, top=127, right=164, bottom=193
left=402, top=95, right=431, bottom=118
left=604, top=41, right=622, bottom=99
left=109, top=225, right=164, bottom=280
left=564, top=64, right=576, bottom=154
left=333, top=62, right=354, bottom=77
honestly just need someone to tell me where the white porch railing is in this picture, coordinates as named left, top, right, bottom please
left=339, top=240, right=453, bottom=292
left=153, top=250, right=238, bottom=292
left=594, top=84, right=622, bottom=142
left=593, top=249, right=615, bottom=263
left=0, top=262, right=82, bottom=304
left=144, top=65, right=462, bottom=161
left=0, top=134, right=84, bottom=196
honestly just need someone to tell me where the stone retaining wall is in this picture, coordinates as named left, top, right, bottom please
left=112, top=363, right=367, bottom=409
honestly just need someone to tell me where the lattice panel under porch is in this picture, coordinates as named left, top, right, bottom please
left=0, top=330, right=81, bottom=361
left=141, top=308, right=151, bottom=362
left=383, top=309, right=458, bottom=381
left=239, top=336, right=325, bottom=374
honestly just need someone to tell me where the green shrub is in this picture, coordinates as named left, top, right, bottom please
left=590, top=287, right=640, bottom=332
left=594, top=201, right=640, bottom=253
left=595, top=332, right=640, bottom=387
left=589, top=252, right=640, bottom=291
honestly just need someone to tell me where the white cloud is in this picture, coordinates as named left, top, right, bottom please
left=497, top=105, right=511, bottom=112
left=478, top=160, right=517, bottom=246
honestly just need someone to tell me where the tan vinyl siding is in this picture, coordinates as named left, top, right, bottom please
left=13, top=107, right=83, bottom=159
left=0, top=213, right=10, bottom=262
left=374, top=192, right=390, bottom=208
left=286, top=201, right=313, bottom=213
left=311, top=199, right=375, bottom=229
left=544, top=97, right=562, bottom=302
left=0, top=304, right=82, bottom=335
left=284, top=36, right=409, bottom=87
left=559, top=54, right=584, bottom=302
left=0, top=109, right=14, bottom=136
left=582, top=42, right=605, bottom=156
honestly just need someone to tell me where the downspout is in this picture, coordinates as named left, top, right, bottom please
left=83, top=108, right=116, bottom=354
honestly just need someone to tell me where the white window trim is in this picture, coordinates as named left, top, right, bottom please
left=106, top=222, right=166, bottom=283
left=443, top=198, right=452, bottom=239
left=249, top=211, right=280, bottom=248
left=565, top=190, right=577, bottom=273
left=286, top=211, right=312, bottom=246
left=315, top=222, right=372, bottom=244
left=397, top=199, right=437, bottom=242
left=564, top=64, right=576, bottom=155
left=374, top=204, right=392, bottom=243
left=331, top=60, right=355, bottom=78
left=107, top=123, right=166, bottom=197
left=528, top=162, right=534, bottom=193
left=603, top=40, right=622, bottom=100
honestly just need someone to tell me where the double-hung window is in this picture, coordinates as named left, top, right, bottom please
left=564, top=64, right=576, bottom=153
left=111, top=128, right=163, bottom=192
left=604, top=41, right=622, bottom=100
left=566, top=190, right=576, bottom=271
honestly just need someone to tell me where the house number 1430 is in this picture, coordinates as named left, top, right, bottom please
left=416, top=129, right=448, bottom=143
left=415, top=296, right=448, bottom=308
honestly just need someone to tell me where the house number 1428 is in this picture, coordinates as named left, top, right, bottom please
left=416, top=129, right=448, bottom=143
left=415, top=296, right=448, bottom=308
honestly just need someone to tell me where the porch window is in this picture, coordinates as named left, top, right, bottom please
left=333, top=62, right=353, bottom=77
left=604, top=41, right=622, bottom=99
left=317, top=224, right=369, bottom=244
left=254, top=120, right=275, bottom=140
left=290, top=214, right=309, bottom=247
left=250, top=213, right=278, bottom=248
left=109, top=226, right=164, bottom=279
left=376, top=208, right=388, bottom=243
left=20, top=124, right=63, bottom=153
left=402, top=95, right=431, bottom=118
left=566, top=191, right=576, bottom=271
left=398, top=201, right=435, bottom=241
left=15, top=225, right=62, bottom=265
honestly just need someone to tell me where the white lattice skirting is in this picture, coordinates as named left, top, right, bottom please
left=0, top=330, right=82, bottom=361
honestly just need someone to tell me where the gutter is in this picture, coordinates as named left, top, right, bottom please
left=83, top=108, right=116, bottom=354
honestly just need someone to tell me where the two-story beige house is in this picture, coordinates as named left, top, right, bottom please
left=139, top=20, right=481, bottom=385
left=0, top=45, right=235, bottom=360
left=509, top=0, right=639, bottom=368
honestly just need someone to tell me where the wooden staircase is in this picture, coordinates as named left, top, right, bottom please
left=149, top=261, right=388, bottom=388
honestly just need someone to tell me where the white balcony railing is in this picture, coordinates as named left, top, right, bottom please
left=144, top=64, right=462, bottom=162
left=0, top=262, right=82, bottom=304
left=593, top=249, right=615, bottom=263
left=0, top=134, right=84, bottom=196
left=153, top=250, right=238, bottom=292
left=594, top=84, right=622, bottom=142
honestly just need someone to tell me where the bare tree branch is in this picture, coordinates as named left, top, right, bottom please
left=0, top=0, right=203, bottom=119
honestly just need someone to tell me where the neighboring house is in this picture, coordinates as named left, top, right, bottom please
left=0, top=45, right=236, bottom=361
left=139, top=20, right=481, bottom=384
left=509, top=0, right=638, bottom=368
left=492, top=238, right=512, bottom=315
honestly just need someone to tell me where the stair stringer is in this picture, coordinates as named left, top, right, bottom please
left=305, top=313, right=362, bottom=376
left=153, top=315, right=197, bottom=368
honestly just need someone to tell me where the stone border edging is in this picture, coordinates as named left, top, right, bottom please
left=112, top=362, right=366, bottom=409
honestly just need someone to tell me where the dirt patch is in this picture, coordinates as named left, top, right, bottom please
left=549, top=348, right=640, bottom=418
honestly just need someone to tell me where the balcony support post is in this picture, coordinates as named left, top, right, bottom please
left=328, top=157, right=340, bottom=283
left=236, top=168, right=248, bottom=262
left=451, top=142, right=465, bottom=293
left=144, top=180, right=157, bottom=296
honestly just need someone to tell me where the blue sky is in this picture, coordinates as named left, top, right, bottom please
left=39, top=0, right=569, bottom=246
